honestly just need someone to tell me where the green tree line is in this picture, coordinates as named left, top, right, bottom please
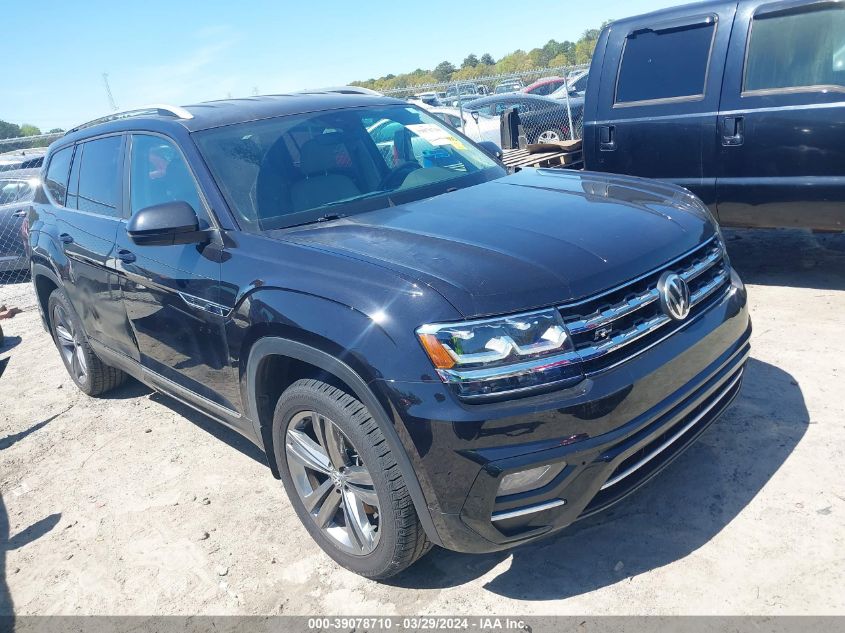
left=0, top=120, right=64, bottom=152
left=351, top=27, right=604, bottom=92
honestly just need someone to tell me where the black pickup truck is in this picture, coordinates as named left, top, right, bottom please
left=583, top=0, right=845, bottom=231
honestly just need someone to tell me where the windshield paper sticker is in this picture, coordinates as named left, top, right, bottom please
left=407, top=124, right=465, bottom=150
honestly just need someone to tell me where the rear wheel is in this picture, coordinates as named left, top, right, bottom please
left=48, top=289, right=126, bottom=396
left=272, top=379, right=431, bottom=579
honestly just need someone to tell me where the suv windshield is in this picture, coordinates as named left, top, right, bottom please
left=445, top=84, right=479, bottom=97
left=194, top=104, right=504, bottom=232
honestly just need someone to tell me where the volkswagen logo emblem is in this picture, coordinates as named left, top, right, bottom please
left=658, top=272, right=691, bottom=321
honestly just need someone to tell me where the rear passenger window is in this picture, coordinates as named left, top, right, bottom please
left=44, top=146, right=73, bottom=205
left=77, top=136, right=122, bottom=216
left=745, top=5, right=845, bottom=93
left=616, top=19, right=716, bottom=105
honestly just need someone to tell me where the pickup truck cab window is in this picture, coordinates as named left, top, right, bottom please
left=615, top=17, right=717, bottom=105
left=744, top=3, right=845, bottom=94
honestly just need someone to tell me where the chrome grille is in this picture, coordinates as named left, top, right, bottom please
left=559, top=237, right=730, bottom=374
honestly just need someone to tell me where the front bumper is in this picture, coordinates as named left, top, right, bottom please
left=373, top=269, right=750, bottom=553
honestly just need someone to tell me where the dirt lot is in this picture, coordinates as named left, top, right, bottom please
left=0, top=228, right=843, bottom=616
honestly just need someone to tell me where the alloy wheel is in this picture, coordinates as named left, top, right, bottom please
left=285, top=410, right=380, bottom=555
left=537, top=129, right=561, bottom=143
left=52, top=304, right=88, bottom=383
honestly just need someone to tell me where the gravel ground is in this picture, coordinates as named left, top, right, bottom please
left=0, top=228, right=843, bottom=616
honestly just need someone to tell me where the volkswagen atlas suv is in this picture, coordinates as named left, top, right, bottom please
left=26, top=91, right=750, bottom=578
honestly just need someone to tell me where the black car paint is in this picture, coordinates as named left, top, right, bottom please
left=28, top=93, right=749, bottom=553
left=583, top=0, right=845, bottom=231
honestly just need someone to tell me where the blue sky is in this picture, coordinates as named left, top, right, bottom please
left=3, top=0, right=681, bottom=131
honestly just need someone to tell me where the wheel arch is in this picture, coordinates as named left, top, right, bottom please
left=244, top=336, right=443, bottom=547
left=31, top=262, right=61, bottom=331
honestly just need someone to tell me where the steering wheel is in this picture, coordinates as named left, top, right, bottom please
left=378, top=161, right=422, bottom=190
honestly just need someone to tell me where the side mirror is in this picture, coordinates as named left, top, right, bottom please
left=477, top=141, right=503, bottom=161
left=127, top=201, right=204, bottom=246
left=470, top=110, right=480, bottom=124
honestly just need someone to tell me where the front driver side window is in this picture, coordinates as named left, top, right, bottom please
left=129, top=135, right=209, bottom=227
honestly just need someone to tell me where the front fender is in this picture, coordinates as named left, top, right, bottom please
left=228, top=286, right=455, bottom=389
left=241, top=334, right=445, bottom=547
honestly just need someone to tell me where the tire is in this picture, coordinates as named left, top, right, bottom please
left=48, top=288, right=126, bottom=396
left=272, top=379, right=431, bottom=579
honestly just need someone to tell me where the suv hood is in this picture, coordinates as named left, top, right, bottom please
left=278, top=169, right=716, bottom=318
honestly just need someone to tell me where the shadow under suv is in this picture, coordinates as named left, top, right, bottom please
left=26, top=92, right=750, bottom=579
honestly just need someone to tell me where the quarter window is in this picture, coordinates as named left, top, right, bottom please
left=745, top=5, right=845, bottom=93
left=44, top=146, right=73, bottom=205
left=77, top=136, right=122, bottom=216
left=129, top=135, right=207, bottom=226
left=616, top=19, right=716, bottom=104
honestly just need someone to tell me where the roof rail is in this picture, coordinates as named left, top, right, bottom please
left=300, top=86, right=384, bottom=96
left=67, top=104, right=193, bottom=134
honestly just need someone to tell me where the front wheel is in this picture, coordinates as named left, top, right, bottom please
left=272, top=379, right=431, bottom=579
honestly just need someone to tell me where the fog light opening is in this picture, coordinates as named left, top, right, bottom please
left=497, top=462, right=565, bottom=497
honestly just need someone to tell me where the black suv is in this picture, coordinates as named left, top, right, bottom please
left=27, top=92, right=750, bottom=579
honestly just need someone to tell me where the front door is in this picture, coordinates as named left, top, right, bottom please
left=114, top=133, right=237, bottom=416
left=716, top=0, right=845, bottom=230
left=589, top=2, right=736, bottom=208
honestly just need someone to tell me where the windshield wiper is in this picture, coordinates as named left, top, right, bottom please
left=283, top=190, right=395, bottom=229
left=315, top=213, right=346, bottom=222
left=321, top=189, right=392, bottom=208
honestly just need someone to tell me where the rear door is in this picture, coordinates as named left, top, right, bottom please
left=52, top=136, right=132, bottom=357
left=589, top=2, right=737, bottom=208
left=716, top=0, right=845, bottom=230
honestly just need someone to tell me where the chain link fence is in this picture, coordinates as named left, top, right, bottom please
left=0, top=132, right=61, bottom=289
left=380, top=64, right=589, bottom=147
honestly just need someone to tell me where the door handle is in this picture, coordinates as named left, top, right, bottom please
left=59, top=233, right=74, bottom=245
left=599, top=125, right=616, bottom=151
left=722, top=116, right=744, bottom=146
left=12, top=209, right=27, bottom=218
left=117, top=249, right=136, bottom=264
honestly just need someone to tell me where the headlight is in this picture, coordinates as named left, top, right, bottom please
left=417, top=309, right=582, bottom=400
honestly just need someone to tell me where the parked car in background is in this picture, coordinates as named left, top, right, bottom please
left=408, top=92, right=441, bottom=107
left=444, top=83, right=485, bottom=107
left=367, top=108, right=500, bottom=163
left=522, top=76, right=567, bottom=96
left=584, top=0, right=845, bottom=230
left=567, top=69, right=590, bottom=94
left=0, top=148, right=47, bottom=173
left=494, top=79, right=523, bottom=94
left=465, top=93, right=585, bottom=142
left=550, top=69, right=589, bottom=99
left=29, top=92, right=748, bottom=580
left=0, top=169, right=38, bottom=273
left=427, top=106, right=501, bottom=146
